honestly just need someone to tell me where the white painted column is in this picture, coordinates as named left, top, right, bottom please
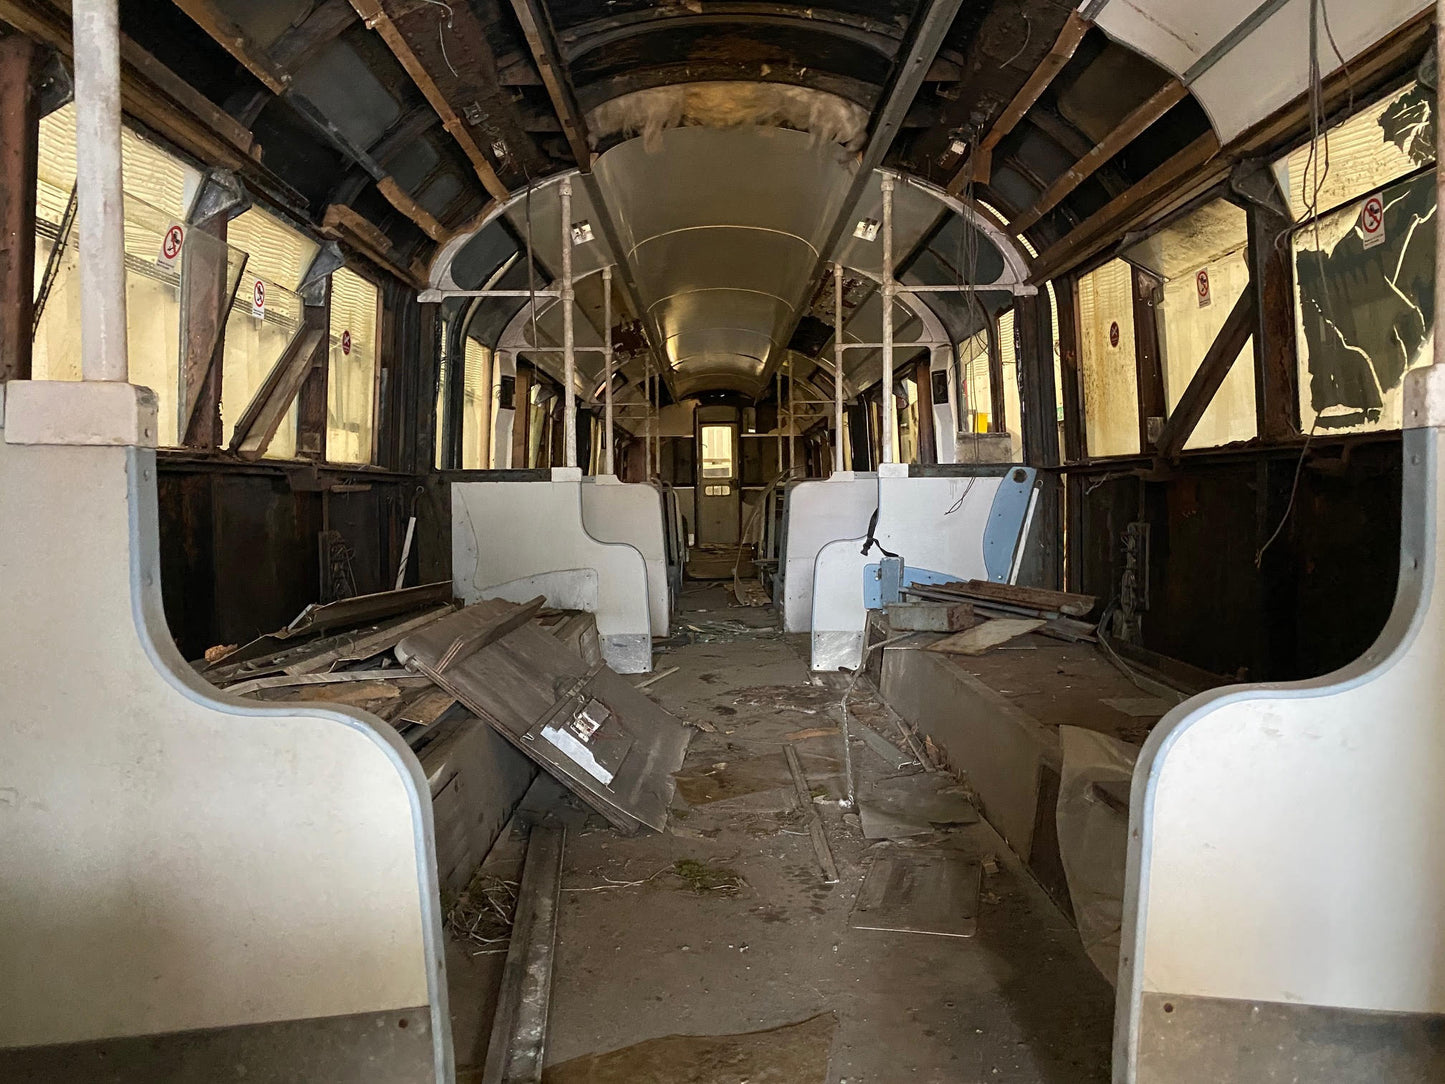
left=880, top=175, right=896, bottom=464
left=603, top=264, right=615, bottom=475
left=74, top=0, right=128, bottom=382
left=834, top=262, right=845, bottom=472
left=560, top=176, right=577, bottom=468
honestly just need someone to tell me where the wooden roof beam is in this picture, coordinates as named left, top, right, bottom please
left=506, top=0, right=592, bottom=169
left=169, top=0, right=290, bottom=93
left=347, top=0, right=510, bottom=202
left=947, top=10, right=1091, bottom=194
left=1010, top=79, right=1189, bottom=235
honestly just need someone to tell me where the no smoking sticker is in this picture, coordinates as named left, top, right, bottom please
left=250, top=278, right=266, bottom=320
left=1360, top=194, right=1385, bottom=249
left=341, top=329, right=352, bottom=356
left=1196, top=268, right=1212, bottom=309
left=1108, top=321, right=1120, bottom=349
left=156, top=222, right=185, bottom=271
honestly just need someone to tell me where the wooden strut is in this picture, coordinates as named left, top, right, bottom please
left=1011, top=79, right=1189, bottom=234
left=1154, top=287, right=1257, bottom=459
left=948, top=10, right=1092, bottom=193
left=347, top=0, right=511, bottom=201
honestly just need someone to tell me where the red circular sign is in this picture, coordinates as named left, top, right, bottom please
left=1108, top=321, right=1120, bottom=348
left=1361, top=195, right=1384, bottom=236
left=1196, top=269, right=1210, bottom=298
left=161, top=224, right=184, bottom=261
left=341, top=329, right=352, bottom=356
left=252, top=279, right=265, bottom=309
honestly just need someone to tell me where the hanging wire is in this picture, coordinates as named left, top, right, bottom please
left=1256, top=0, right=1351, bottom=567
left=420, top=0, right=460, bottom=79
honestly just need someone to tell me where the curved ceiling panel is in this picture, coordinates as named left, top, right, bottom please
left=594, top=126, right=855, bottom=398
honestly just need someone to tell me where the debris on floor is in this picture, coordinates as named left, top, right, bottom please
left=901, top=578, right=1098, bottom=643
left=856, top=774, right=979, bottom=840
left=542, top=1013, right=836, bottom=1084
left=850, top=849, right=982, bottom=938
left=399, top=600, right=693, bottom=834
left=925, top=616, right=1045, bottom=656
left=885, top=600, right=976, bottom=632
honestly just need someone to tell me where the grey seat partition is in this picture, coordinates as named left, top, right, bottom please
left=0, top=383, right=451, bottom=1082
left=1116, top=365, right=1445, bottom=1082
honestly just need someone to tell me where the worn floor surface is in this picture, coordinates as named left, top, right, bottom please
left=456, top=585, right=1114, bottom=1083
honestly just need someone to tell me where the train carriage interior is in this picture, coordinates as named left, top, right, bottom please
left=2, top=0, right=1444, bottom=1080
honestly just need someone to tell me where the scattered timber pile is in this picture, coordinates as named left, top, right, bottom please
left=888, top=580, right=1098, bottom=656
left=199, top=584, right=694, bottom=892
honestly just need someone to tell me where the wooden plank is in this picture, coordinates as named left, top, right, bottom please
left=948, top=10, right=1091, bottom=192
left=784, top=744, right=839, bottom=884
left=482, top=823, right=564, bottom=1084
left=226, top=669, right=429, bottom=696
left=1156, top=287, right=1256, bottom=458
left=229, top=325, right=327, bottom=459
left=507, top=0, right=591, bottom=169
left=437, top=595, right=546, bottom=672
left=1247, top=199, right=1298, bottom=442
left=930, top=579, right=1095, bottom=617
left=926, top=617, right=1044, bottom=656
left=170, top=0, right=290, bottom=93
left=1028, top=132, right=1223, bottom=285
left=0, top=33, right=39, bottom=383
left=286, top=605, right=454, bottom=674
left=1133, top=265, right=1167, bottom=451
left=395, top=687, right=456, bottom=728
left=376, top=177, right=447, bottom=242
left=347, top=0, right=510, bottom=201
left=1012, top=79, right=1188, bottom=234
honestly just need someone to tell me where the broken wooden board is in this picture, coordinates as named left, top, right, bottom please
left=543, top=1012, right=836, bottom=1084
left=925, top=617, right=1044, bottom=656
left=927, top=580, right=1095, bottom=617
left=849, top=850, right=982, bottom=938
left=885, top=601, right=976, bottom=632
left=856, top=774, right=979, bottom=840
left=397, top=600, right=691, bottom=834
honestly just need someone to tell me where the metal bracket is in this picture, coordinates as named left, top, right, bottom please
left=187, top=169, right=251, bottom=231
left=1229, top=159, right=1289, bottom=219
left=35, top=50, right=72, bottom=119
left=299, top=242, right=345, bottom=308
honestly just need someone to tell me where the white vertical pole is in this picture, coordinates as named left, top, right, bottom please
left=787, top=355, right=795, bottom=472
left=603, top=264, right=614, bottom=475
left=775, top=370, right=783, bottom=472
left=880, top=175, right=896, bottom=464
left=560, top=176, right=577, bottom=468
left=834, top=262, right=845, bottom=473
left=645, top=361, right=654, bottom=479
left=74, top=0, right=128, bottom=382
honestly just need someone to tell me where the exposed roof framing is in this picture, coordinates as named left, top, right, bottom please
left=169, top=0, right=290, bottom=94
left=507, top=0, right=590, bottom=169
left=1009, top=77, right=1188, bottom=233
left=346, top=0, right=512, bottom=202
left=948, top=10, right=1091, bottom=192
left=773, top=0, right=969, bottom=384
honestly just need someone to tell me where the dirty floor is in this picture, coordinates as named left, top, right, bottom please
left=457, top=585, right=1114, bottom=1083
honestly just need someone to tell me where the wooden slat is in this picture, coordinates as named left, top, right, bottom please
left=1155, top=287, right=1256, bottom=458
left=347, top=0, right=510, bottom=202
left=1028, top=132, right=1223, bottom=285
left=0, top=33, right=39, bottom=383
left=926, top=617, right=1044, bottom=655
left=927, top=579, right=1096, bottom=616
left=947, top=11, right=1091, bottom=193
left=437, top=595, right=546, bottom=672
left=1012, top=79, right=1189, bottom=234
left=230, top=325, right=327, bottom=459
left=376, top=177, right=447, bottom=242
left=170, top=0, right=290, bottom=94
left=507, top=0, right=591, bottom=169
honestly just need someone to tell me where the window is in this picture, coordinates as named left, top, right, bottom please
left=221, top=208, right=316, bottom=458
left=1125, top=199, right=1257, bottom=449
left=958, top=331, right=991, bottom=433
left=32, top=103, right=203, bottom=446
left=997, top=311, right=1024, bottom=462
left=458, top=337, right=493, bottom=469
left=1077, top=259, right=1140, bottom=457
left=896, top=370, right=919, bottom=464
left=1282, top=82, right=1436, bottom=433
left=327, top=267, right=378, bottom=463
left=700, top=424, right=735, bottom=478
